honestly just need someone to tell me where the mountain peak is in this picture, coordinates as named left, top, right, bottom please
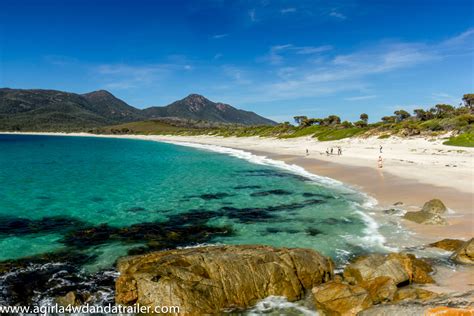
left=83, top=90, right=114, bottom=98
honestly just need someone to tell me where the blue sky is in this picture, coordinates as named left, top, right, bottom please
left=1, top=0, right=473, bottom=122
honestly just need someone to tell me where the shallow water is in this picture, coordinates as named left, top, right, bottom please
left=0, top=134, right=388, bottom=306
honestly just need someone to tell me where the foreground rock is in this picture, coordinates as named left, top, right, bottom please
left=312, top=281, right=372, bottom=316
left=343, top=253, right=434, bottom=286
left=421, top=199, right=447, bottom=214
left=359, top=290, right=474, bottom=316
left=359, top=276, right=397, bottom=304
left=393, top=287, right=438, bottom=302
left=403, top=211, right=447, bottom=225
left=428, top=238, right=466, bottom=252
left=451, top=238, right=474, bottom=264
left=115, top=245, right=334, bottom=314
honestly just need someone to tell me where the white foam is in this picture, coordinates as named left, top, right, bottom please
left=247, top=296, right=319, bottom=316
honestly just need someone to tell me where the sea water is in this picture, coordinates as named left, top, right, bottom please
left=0, top=134, right=389, bottom=306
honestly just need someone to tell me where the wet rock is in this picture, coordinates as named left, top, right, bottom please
left=311, top=281, right=372, bottom=316
left=403, top=211, right=448, bottom=225
left=421, top=199, right=447, bottom=214
left=56, top=291, right=83, bottom=307
left=115, top=245, right=334, bottom=314
left=428, top=238, right=466, bottom=252
left=359, top=276, right=397, bottom=304
left=393, top=287, right=438, bottom=302
left=451, top=238, right=474, bottom=265
left=383, top=208, right=404, bottom=216
left=250, top=189, right=293, bottom=197
left=343, top=253, right=434, bottom=286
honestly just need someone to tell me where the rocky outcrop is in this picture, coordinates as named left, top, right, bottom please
left=343, top=253, right=434, bottom=286
left=451, top=238, right=474, bottom=264
left=359, top=290, right=474, bottom=316
left=393, top=287, right=438, bottom=302
left=115, top=245, right=334, bottom=314
left=421, top=199, right=447, bottom=214
left=312, top=281, right=373, bottom=316
left=428, top=238, right=466, bottom=252
left=359, top=276, right=397, bottom=304
left=403, top=211, right=447, bottom=225
left=403, top=199, right=449, bottom=225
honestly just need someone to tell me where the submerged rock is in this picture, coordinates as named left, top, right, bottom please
left=451, top=238, right=474, bottom=265
left=115, top=245, right=334, bottom=314
left=421, top=199, right=447, bottom=214
left=343, top=253, right=434, bottom=286
left=311, top=281, right=372, bottom=316
left=403, top=211, right=447, bottom=225
left=428, top=238, right=466, bottom=252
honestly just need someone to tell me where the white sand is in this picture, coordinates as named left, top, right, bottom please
left=130, top=134, right=474, bottom=195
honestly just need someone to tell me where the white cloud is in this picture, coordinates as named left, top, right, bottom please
left=212, top=34, right=228, bottom=39
left=280, top=8, right=296, bottom=14
left=329, top=11, right=346, bottom=20
left=94, top=63, right=172, bottom=90
left=262, top=44, right=332, bottom=64
left=344, top=95, right=377, bottom=101
left=226, top=29, right=473, bottom=103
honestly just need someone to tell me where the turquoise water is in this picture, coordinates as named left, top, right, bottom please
left=0, top=134, right=384, bottom=305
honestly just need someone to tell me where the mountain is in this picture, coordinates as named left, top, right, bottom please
left=0, top=88, right=145, bottom=131
left=0, top=88, right=275, bottom=131
left=82, top=90, right=145, bottom=122
left=143, top=94, right=276, bottom=126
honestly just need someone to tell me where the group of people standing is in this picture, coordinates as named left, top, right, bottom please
left=305, top=144, right=384, bottom=169
left=325, top=146, right=342, bottom=156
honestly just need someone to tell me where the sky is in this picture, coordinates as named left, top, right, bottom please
left=1, top=0, right=473, bottom=122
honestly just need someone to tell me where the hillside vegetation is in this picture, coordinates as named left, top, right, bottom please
left=0, top=89, right=275, bottom=131
left=97, top=94, right=474, bottom=147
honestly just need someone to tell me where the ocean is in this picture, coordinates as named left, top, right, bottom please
left=0, top=134, right=390, bottom=307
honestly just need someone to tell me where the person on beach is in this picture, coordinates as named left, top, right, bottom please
left=337, top=147, right=342, bottom=155
left=378, top=156, right=383, bottom=168
left=306, top=149, right=309, bottom=156
left=380, top=145, right=383, bottom=153
left=330, top=147, right=334, bottom=155
left=326, top=148, right=330, bottom=156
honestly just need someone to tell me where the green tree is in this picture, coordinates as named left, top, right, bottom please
left=359, top=113, right=369, bottom=123
left=354, top=120, right=368, bottom=128
left=325, top=115, right=341, bottom=125
left=293, top=116, right=308, bottom=126
left=433, top=104, right=455, bottom=118
left=394, top=110, right=411, bottom=122
left=462, top=94, right=474, bottom=109
left=381, top=116, right=396, bottom=123
left=413, top=109, right=432, bottom=121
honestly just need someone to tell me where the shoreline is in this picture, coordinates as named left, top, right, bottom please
left=2, top=131, right=473, bottom=293
left=3, top=131, right=472, bottom=240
